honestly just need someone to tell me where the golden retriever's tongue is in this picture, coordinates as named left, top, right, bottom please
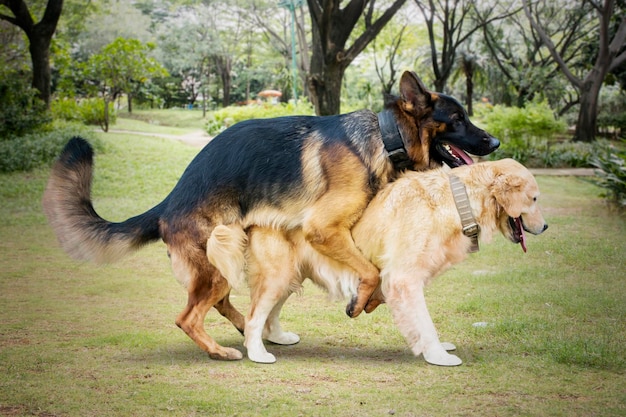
left=448, top=143, right=474, bottom=165
left=515, top=217, right=527, bottom=252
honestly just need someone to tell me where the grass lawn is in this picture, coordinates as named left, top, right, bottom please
left=114, top=109, right=209, bottom=135
left=0, top=131, right=625, bottom=416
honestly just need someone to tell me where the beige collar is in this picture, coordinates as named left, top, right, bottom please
left=449, top=174, right=480, bottom=253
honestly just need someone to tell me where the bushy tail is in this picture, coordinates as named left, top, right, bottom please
left=206, top=224, right=248, bottom=290
left=42, top=137, right=163, bottom=264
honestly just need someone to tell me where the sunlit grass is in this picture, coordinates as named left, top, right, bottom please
left=0, top=131, right=624, bottom=416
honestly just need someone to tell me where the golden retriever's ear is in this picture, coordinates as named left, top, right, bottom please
left=491, top=174, right=525, bottom=218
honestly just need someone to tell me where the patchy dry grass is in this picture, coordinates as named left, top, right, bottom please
left=0, top=132, right=624, bottom=416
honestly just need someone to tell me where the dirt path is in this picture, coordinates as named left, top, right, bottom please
left=107, top=129, right=211, bottom=148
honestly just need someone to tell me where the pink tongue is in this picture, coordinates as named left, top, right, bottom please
left=516, top=217, right=527, bottom=252
left=448, top=143, right=474, bottom=165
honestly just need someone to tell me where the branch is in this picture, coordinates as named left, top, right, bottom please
left=522, top=0, right=582, bottom=89
left=344, top=0, right=407, bottom=64
left=609, top=49, right=626, bottom=71
left=0, top=0, right=34, bottom=33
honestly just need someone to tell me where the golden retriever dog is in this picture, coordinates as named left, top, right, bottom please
left=208, top=159, right=548, bottom=366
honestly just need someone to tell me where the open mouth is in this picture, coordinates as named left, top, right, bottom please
left=508, top=217, right=527, bottom=252
left=437, top=142, right=475, bottom=167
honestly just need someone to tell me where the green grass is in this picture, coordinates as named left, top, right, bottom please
left=1, top=131, right=625, bottom=416
left=114, top=108, right=208, bottom=135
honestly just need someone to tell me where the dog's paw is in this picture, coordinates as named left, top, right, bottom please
left=248, top=349, right=277, bottom=364
left=346, top=296, right=363, bottom=318
left=423, top=347, right=462, bottom=366
left=266, top=331, right=300, bottom=345
left=208, top=347, right=243, bottom=361
left=440, top=342, right=457, bottom=351
left=364, top=298, right=384, bottom=314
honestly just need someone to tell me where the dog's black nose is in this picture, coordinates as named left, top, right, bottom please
left=485, top=136, right=500, bottom=149
left=542, top=223, right=548, bottom=232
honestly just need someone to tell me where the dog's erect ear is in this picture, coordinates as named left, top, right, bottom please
left=399, top=71, right=433, bottom=114
left=491, top=174, right=525, bottom=218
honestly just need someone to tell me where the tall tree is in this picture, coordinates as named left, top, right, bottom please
left=481, top=3, right=586, bottom=110
left=413, top=0, right=518, bottom=93
left=87, top=37, right=167, bottom=129
left=523, top=0, right=626, bottom=142
left=306, top=0, right=407, bottom=115
left=0, top=0, right=64, bottom=107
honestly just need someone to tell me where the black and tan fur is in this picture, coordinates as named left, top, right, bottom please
left=208, top=159, right=548, bottom=365
left=42, top=71, right=499, bottom=360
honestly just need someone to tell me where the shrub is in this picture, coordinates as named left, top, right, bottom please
left=474, top=101, right=601, bottom=167
left=205, top=100, right=315, bottom=135
left=51, top=98, right=116, bottom=130
left=0, top=121, right=100, bottom=173
left=588, top=141, right=626, bottom=210
left=0, top=70, right=51, bottom=139
left=597, top=85, right=626, bottom=138
left=476, top=100, right=567, bottom=141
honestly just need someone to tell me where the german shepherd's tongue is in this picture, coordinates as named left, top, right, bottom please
left=515, top=217, right=527, bottom=252
left=448, top=143, right=474, bottom=165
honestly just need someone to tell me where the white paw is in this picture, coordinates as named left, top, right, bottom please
left=247, top=347, right=277, bottom=364
left=266, top=331, right=300, bottom=346
left=423, top=348, right=462, bottom=366
left=440, top=342, right=457, bottom=351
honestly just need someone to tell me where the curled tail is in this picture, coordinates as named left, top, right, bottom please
left=42, top=137, right=163, bottom=264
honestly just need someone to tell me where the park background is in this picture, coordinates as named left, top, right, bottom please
left=1, top=1, right=625, bottom=416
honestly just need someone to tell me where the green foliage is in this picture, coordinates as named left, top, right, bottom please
left=51, top=98, right=117, bottom=129
left=86, top=38, right=168, bottom=99
left=205, top=100, right=315, bottom=135
left=588, top=140, right=626, bottom=209
left=0, top=70, right=51, bottom=139
left=597, top=85, right=626, bottom=138
left=0, top=121, right=99, bottom=173
left=477, top=100, right=566, bottom=144
left=475, top=101, right=593, bottom=167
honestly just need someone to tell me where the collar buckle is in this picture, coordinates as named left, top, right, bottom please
left=462, top=223, right=480, bottom=238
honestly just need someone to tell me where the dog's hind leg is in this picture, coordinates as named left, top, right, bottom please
left=214, top=291, right=245, bottom=335
left=244, top=227, right=297, bottom=363
left=263, top=294, right=300, bottom=346
left=171, top=249, right=243, bottom=360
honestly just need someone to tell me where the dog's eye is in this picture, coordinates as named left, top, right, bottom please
left=533, top=196, right=537, bottom=202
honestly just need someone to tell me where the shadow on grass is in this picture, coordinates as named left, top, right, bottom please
left=117, top=335, right=427, bottom=367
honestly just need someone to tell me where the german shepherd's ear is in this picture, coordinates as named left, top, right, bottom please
left=491, top=173, right=525, bottom=218
left=399, top=71, right=433, bottom=116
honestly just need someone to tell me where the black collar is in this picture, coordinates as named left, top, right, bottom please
left=377, top=110, right=413, bottom=171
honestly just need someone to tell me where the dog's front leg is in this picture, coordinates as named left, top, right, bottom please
left=303, top=222, right=380, bottom=318
left=386, top=277, right=462, bottom=366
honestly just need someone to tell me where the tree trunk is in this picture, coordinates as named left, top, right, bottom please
left=28, top=33, right=52, bottom=107
left=574, top=80, right=601, bottom=142
left=102, top=96, right=110, bottom=132
left=465, top=69, right=474, bottom=116
left=0, top=0, right=64, bottom=108
left=308, top=62, right=345, bottom=116
left=306, top=0, right=407, bottom=115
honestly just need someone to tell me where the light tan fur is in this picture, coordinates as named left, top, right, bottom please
left=207, top=159, right=547, bottom=365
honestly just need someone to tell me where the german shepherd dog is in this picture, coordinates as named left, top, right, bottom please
left=208, top=159, right=548, bottom=365
left=42, top=71, right=499, bottom=361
